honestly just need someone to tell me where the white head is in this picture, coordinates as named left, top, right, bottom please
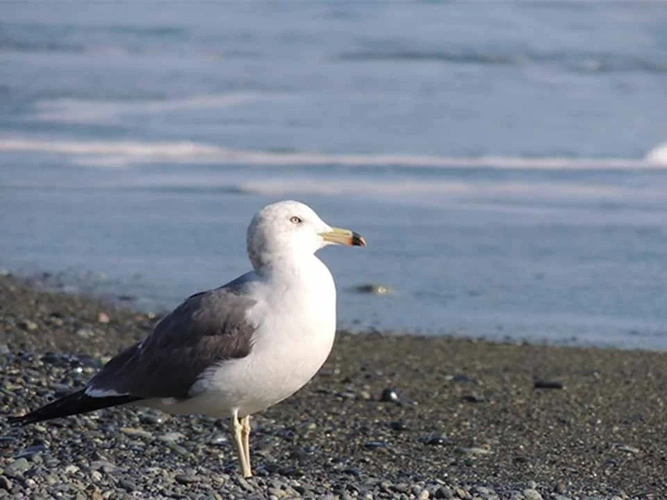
left=246, top=200, right=366, bottom=270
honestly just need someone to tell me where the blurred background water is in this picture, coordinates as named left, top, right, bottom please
left=1, top=1, right=667, bottom=349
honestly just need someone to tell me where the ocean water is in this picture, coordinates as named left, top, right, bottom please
left=2, top=2, right=667, bottom=349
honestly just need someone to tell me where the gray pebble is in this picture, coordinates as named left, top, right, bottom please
left=75, top=327, right=95, bottom=338
left=454, top=486, right=471, bottom=499
left=363, top=440, right=387, bottom=450
left=435, top=486, right=454, bottom=499
left=119, top=478, right=137, bottom=492
left=523, top=489, right=543, bottom=500
left=616, top=444, right=640, bottom=454
left=5, top=458, right=31, bottom=475
left=236, top=477, right=255, bottom=492
left=19, top=319, right=38, bottom=331
left=175, top=474, right=199, bottom=484
left=0, top=477, right=11, bottom=491
left=90, top=461, right=118, bottom=474
left=455, top=446, right=492, bottom=456
left=208, top=433, right=228, bottom=446
left=159, top=432, right=185, bottom=443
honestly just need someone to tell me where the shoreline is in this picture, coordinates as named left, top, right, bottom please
left=1, top=273, right=666, bottom=498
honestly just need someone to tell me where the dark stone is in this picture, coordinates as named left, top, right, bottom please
left=342, top=467, right=362, bottom=478
left=380, top=388, right=401, bottom=403
left=0, top=476, right=12, bottom=491
left=277, top=466, right=304, bottom=478
left=425, top=435, right=450, bottom=446
left=119, top=478, right=137, bottom=492
left=451, top=374, right=480, bottom=385
left=389, top=420, right=408, bottom=432
left=462, top=392, right=485, bottom=403
left=363, top=440, right=388, bottom=450
left=175, top=474, right=199, bottom=484
left=534, top=380, right=565, bottom=390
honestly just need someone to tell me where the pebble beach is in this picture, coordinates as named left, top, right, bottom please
left=1, top=274, right=666, bottom=499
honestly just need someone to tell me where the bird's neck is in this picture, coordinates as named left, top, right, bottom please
left=256, top=252, right=334, bottom=291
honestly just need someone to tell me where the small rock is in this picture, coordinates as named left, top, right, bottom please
left=159, top=432, right=185, bottom=443
left=534, top=380, right=565, bottom=390
left=616, top=444, right=640, bottom=454
left=139, top=413, right=167, bottom=425
left=462, top=392, right=485, bottom=403
left=48, top=315, right=65, bottom=326
left=393, top=483, right=410, bottom=493
left=379, top=388, right=401, bottom=403
left=97, top=312, right=110, bottom=324
left=342, top=468, right=362, bottom=478
left=90, top=461, right=118, bottom=474
left=175, top=474, right=199, bottom=484
left=455, top=446, right=492, bottom=456
left=41, top=352, right=64, bottom=365
left=0, top=476, right=12, bottom=491
left=19, top=319, right=38, bottom=331
left=425, top=435, right=450, bottom=446
left=454, top=487, right=471, bottom=499
left=450, top=374, right=479, bottom=385
left=523, top=489, right=543, bottom=500
left=5, top=458, right=31, bottom=475
left=363, top=440, right=387, bottom=450
left=208, top=433, right=228, bottom=446
left=354, top=284, right=393, bottom=295
left=51, top=383, right=72, bottom=397
left=119, top=478, right=137, bottom=492
left=64, top=464, right=80, bottom=474
left=267, top=487, right=286, bottom=498
left=237, top=477, right=255, bottom=492
left=434, top=486, right=454, bottom=499
left=389, top=421, right=408, bottom=432
left=76, top=327, right=95, bottom=339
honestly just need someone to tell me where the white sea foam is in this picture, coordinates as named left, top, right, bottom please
left=33, top=93, right=281, bottom=124
left=646, top=142, right=667, bottom=165
left=1, top=137, right=666, bottom=170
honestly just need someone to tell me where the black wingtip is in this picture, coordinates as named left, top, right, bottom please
left=6, top=390, right=143, bottom=426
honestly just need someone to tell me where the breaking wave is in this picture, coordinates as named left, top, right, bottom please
left=1, top=137, right=666, bottom=170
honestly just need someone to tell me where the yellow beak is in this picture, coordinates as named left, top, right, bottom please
left=319, top=227, right=367, bottom=247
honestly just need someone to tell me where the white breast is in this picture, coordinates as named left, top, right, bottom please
left=158, top=255, right=337, bottom=418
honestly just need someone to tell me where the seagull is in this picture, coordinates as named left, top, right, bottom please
left=9, top=200, right=366, bottom=478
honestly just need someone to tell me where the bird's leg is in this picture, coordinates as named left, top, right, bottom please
left=240, top=415, right=252, bottom=477
left=231, top=411, right=251, bottom=477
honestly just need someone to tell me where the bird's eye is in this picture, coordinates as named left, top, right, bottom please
left=290, top=216, right=302, bottom=224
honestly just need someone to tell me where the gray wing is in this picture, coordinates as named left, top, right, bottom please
left=86, top=280, right=258, bottom=400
